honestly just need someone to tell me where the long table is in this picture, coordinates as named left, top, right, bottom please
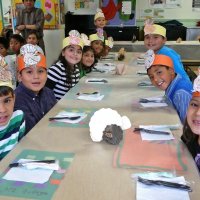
left=0, top=53, right=199, bottom=200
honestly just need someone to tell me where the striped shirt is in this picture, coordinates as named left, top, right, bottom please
left=0, top=110, right=25, bottom=160
left=46, top=61, right=80, bottom=100
left=166, top=74, right=192, bottom=124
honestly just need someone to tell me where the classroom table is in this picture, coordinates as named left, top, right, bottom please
left=0, top=53, right=199, bottom=200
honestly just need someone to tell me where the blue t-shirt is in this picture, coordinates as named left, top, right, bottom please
left=157, top=46, right=190, bottom=81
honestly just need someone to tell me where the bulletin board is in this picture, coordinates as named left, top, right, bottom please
left=136, top=0, right=200, bottom=20
left=102, top=0, right=136, bottom=26
left=67, top=0, right=99, bottom=15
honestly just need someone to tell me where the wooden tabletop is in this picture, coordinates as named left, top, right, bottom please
left=0, top=53, right=199, bottom=200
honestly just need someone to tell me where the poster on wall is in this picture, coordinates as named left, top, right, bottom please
left=192, top=0, right=200, bottom=11
left=101, top=0, right=136, bottom=26
left=67, top=0, right=99, bottom=15
left=140, top=8, right=165, bottom=19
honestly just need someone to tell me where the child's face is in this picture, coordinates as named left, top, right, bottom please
left=187, top=96, right=200, bottom=136
left=26, top=34, right=38, bottom=45
left=147, top=65, right=175, bottom=90
left=0, top=44, right=7, bottom=57
left=10, top=38, right=22, bottom=54
left=91, top=41, right=104, bottom=56
left=102, top=46, right=110, bottom=57
left=144, top=34, right=166, bottom=52
left=94, top=17, right=106, bottom=28
left=18, top=66, right=47, bottom=94
left=62, top=45, right=82, bottom=66
left=82, top=50, right=95, bottom=67
left=0, top=92, right=15, bottom=126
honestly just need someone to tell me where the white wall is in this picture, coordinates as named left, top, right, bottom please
left=136, top=0, right=199, bottom=20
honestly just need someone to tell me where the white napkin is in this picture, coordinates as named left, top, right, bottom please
left=140, top=96, right=168, bottom=107
left=85, top=78, right=108, bottom=84
left=94, top=62, right=116, bottom=73
left=136, top=176, right=190, bottom=200
left=77, top=92, right=104, bottom=101
left=139, top=125, right=174, bottom=141
left=53, top=111, right=87, bottom=123
left=3, top=159, right=59, bottom=184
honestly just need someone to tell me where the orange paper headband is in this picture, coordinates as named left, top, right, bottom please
left=151, top=54, right=173, bottom=69
left=17, top=53, right=46, bottom=72
left=192, top=73, right=200, bottom=97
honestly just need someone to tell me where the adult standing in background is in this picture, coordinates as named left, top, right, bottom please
left=15, top=0, right=45, bottom=53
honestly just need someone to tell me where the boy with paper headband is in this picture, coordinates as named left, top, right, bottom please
left=0, top=55, right=25, bottom=160
left=144, top=49, right=192, bottom=124
left=181, top=69, right=200, bottom=172
left=143, top=19, right=190, bottom=81
left=46, top=30, right=83, bottom=100
left=15, top=44, right=56, bottom=134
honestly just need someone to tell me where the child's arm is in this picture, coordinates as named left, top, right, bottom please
left=173, top=90, right=192, bottom=124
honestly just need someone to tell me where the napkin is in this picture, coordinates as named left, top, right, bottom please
left=139, top=125, right=174, bottom=141
left=51, top=111, right=87, bottom=123
left=85, top=78, right=108, bottom=84
left=136, top=176, right=190, bottom=200
left=94, top=62, right=116, bottom=73
left=140, top=96, right=168, bottom=107
left=77, top=92, right=104, bottom=101
left=3, top=159, right=59, bottom=184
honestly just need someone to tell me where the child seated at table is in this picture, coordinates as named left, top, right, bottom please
left=46, top=30, right=83, bottom=100
left=26, top=30, right=44, bottom=55
left=9, top=34, right=26, bottom=56
left=0, top=56, right=25, bottom=160
left=94, top=8, right=107, bottom=40
left=0, top=37, right=17, bottom=87
left=89, top=33, right=104, bottom=60
left=79, top=34, right=96, bottom=78
left=181, top=70, right=200, bottom=172
left=102, top=36, right=114, bottom=57
left=143, top=19, right=190, bottom=81
left=145, top=50, right=193, bottom=124
left=15, top=44, right=57, bottom=134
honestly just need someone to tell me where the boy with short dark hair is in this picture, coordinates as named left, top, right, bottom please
left=144, top=20, right=190, bottom=81
left=0, top=56, right=25, bottom=160
left=15, top=44, right=56, bottom=134
left=145, top=50, right=193, bottom=124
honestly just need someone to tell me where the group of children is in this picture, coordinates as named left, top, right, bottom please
left=0, top=8, right=199, bottom=174
left=143, top=20, right=200, bottom=172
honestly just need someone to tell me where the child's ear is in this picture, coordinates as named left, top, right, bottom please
left=17, top=72, right=22, bottom=82
left=169, top=68, right=175, bottom=75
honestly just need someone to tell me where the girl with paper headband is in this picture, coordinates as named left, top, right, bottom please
left=102, top=37, right=114, bottom=57
left=89, top=32, right=104, bottom=59
left=0, top=55, right=25, bottom=160
left=79, top=34, right=96, bottom=78
left=46, top=30, right=84, bottom=100
left=182, top=68, right=200, bottom=173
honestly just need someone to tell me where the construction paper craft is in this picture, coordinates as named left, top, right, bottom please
left=0, top=149, right=75, bottom=200
left=113, top=129, right=188, bottom=171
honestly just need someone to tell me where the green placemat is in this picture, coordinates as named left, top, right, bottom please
left=49, top=107, right=97, bottom=128
left=0, top=149, right=75, bottom=200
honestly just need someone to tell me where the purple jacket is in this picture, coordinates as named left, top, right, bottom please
left=14, top=83, right=57, bottom=134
